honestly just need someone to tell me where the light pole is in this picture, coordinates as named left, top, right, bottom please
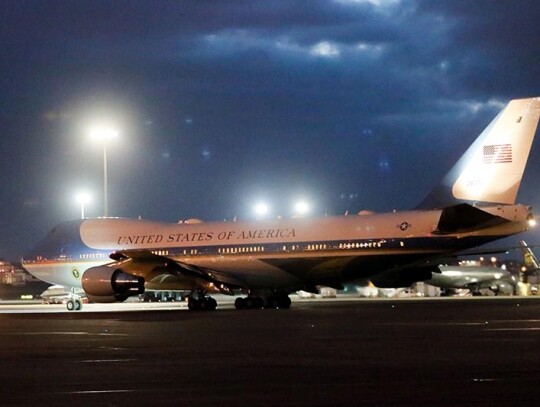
left=75, top=192, right=91, bottom=219
left=90, top=127, right=118, bottom=217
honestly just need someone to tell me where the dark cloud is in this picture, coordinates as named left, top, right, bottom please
left=1, top=0, right=540, bottom=260
left=416, top=0, right=540, bottom=97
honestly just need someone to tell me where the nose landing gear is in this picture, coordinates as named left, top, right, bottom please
left=66, top=290, right=83, bottom=311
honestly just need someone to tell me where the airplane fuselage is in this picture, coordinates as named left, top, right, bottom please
left=22, top=204, right=531, bottom=292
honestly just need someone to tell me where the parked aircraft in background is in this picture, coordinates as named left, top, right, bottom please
left=22, top=97, right=540, bottom=311
left=40, top=285, right=79, bottom=304
left=425, top=264, right=514, bottom=296
left=425, top=240, right=540, bottom=296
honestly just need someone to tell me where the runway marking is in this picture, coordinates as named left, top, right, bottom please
left=6, top=331, right=89, bottom=335
left=0, top=331, right=129, bottom=336
left=380, top=322, right=489, bottom=327
left=484, top=327, right=540, bottom=331
left=63, top=389, right=137, bottom=395
left=381, top=320, right=540, bottom=327
left=77, top=359, right=138, bottom=363
left=489, top=319, right=540, bottom=323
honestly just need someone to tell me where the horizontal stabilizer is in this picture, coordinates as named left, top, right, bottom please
left=434, top=204, right=508, bottom=234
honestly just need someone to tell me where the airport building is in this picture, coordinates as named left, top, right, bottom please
left=0, top=260, right=34, bottom=285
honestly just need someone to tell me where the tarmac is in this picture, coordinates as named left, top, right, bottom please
left=1, top=296, right=540, bottom=406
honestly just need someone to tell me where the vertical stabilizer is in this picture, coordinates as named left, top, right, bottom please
left=520, top=240, right=540, bottom=272
left=418, top=97, right=540, bottom=209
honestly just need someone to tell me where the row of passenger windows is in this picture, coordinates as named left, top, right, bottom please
left=218, top=246, right=265, bottom=254
left=338, top=241, right=385, bottom=249
left=306, top=244, right=329, bottom=250
left=187, top=242, right=388, bottom=254
left=77, top=241, right=395, bottom=259
left=79, top=253, right=109, bottom=259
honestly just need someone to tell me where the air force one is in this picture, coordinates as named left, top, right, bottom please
left=22, top=97, right=540, bottom=311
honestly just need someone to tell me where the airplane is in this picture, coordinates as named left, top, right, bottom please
left=425, top=264, right=515, bottom=296
left=40, top=285, right=84, bottom=304
left=21, top=97, right=540, bottom=311
left=424, top=240, right=540, bottom=296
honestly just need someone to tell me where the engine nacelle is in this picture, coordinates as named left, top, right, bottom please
left=82, top=266, right=145, bottom=302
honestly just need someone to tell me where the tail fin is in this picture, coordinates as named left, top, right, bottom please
left=520, top=240, right=540, bottom=272
left=418, top=97, right=540, bottom=209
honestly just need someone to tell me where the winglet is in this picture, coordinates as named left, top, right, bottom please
left=418, top=97, right=540, bottom=209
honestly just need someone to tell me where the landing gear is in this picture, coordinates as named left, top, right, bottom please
left=469, top=284, right=482, bottom=297
left=234, top=296, right=263, bottom=310
left=187, top=291, right=217, bottom=311
left=65, top=287, right=83, bottom=311
left=490, top=285, right=500, bottom=296
left=188, top=296, right=217, bottom=311
left=66, top=293, right=82, bottom=311
left=234, top=294, right=291, bottom=310
left=272, top=295, right=291, bottom=309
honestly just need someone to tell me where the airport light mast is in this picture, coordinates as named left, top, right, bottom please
left=75, top=192, right=91, bottom=219
left=89, top=126, right=118, bottom=217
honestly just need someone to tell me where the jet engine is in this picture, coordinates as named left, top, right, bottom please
left=82, top=266, right=145, bottom=303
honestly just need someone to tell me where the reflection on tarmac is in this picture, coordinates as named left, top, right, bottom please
left=2, top=296, right=540, bottom=406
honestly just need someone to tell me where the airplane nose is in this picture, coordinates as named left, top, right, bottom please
left=22, top=219, right=87, bottom=263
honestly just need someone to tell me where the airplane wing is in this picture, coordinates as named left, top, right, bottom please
left=109, top=250, right=248, bottom=295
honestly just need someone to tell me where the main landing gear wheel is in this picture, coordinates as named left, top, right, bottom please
left=234, top=297, right=246, bottom=310
left=273, top=295, right=291, bottom=309
left=187, top=296, right=217, bottom=311
left=234, top=295, right=291, bottom=310
left=234, top=297, right=263, bottom=310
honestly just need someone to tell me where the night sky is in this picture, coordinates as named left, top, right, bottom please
left=2, top=0, right=540, bottom=261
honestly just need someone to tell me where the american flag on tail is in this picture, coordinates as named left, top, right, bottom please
left=483, top=144, right=512, bottom=164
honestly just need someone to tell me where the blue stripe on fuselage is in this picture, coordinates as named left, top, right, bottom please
left=23, top=219, right=109, bottom=261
